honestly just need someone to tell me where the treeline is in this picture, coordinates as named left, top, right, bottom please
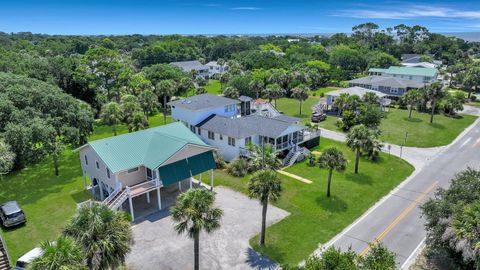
left=0, top=23, right=478, bottom=174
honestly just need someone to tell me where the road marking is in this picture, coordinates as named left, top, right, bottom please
left=460, top=137, right=471, bottom=148
left=401, top=237, right=426, bottom=269
left=359, top=181, right=438, bottom=257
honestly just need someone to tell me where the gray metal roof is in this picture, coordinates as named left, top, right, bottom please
left=273, top=114, right=301, bottom=124
left=327, top=86, right=388, bottom=98
left=198, top=114, right=305, bottom=139
left=401, top=54, right=434, bottom=64
left=169, top=94, right=239, bottom=111
left=1, top=201, right=21, bottom=215
left=170, top=60, right=208, bottom=72
left=349, top=76, right=424, bottom=89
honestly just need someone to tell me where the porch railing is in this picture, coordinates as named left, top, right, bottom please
left=102, top=182, right=122, bottom=205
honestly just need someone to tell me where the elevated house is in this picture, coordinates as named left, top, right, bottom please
left=368, top=66, right=438, bottom=84
left=168, top=93, right=320, bottom=164
left=205, top=61, right=229, bottom=77
left=348, top=76, right=424, bottom=97
left=78, top=123, right=216, bottom=220
left=325, top=86, right=390, bottom=107
left=170, top=60, right=209, bottom=78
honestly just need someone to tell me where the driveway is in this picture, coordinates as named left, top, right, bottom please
left=126, top=187, right=289, bottom=270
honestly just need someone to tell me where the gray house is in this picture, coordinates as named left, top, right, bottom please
left=326, top=87, right=389, bottom=106
left=170, top=60, right=209, bottom=78
left=348, top=76, right=424, bottom=97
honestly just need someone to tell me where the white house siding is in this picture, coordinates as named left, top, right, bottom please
left=80, top=146, right=117, bottom=190
left=198, top=129, right=242, bottom=161
left=171, top=106, right=238, bottom=126
left=117, top=166, right=147, bottom=187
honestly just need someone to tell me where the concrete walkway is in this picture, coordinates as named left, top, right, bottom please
left=277, top=170, right=312, bottom=184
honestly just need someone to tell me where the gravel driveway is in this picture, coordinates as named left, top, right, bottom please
left=126, top=187, right=289, bottom=270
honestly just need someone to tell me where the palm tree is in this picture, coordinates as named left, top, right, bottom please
left=128, top=111, right=149, bottom=132
left=138, top=89, right=158, bottom=119
left=424, top=82, right=445, bottom=124
left=247, top=143, right=282, bottom=171
left=171, top=189, right=223, bottom=270
left=249, top=78, right=265, bottom=99
left=156, top=79, right=176, bottom=124
left=30, top=236, right=85, bottom=270
left=346, top=124, right=377, bottom=174
left=248, top=170, right=282, bottom=245
left=263, top=83, right=286, bottom=108
left=292, top=84, right=309, bottom=115
left=362, top=92, right=379, bottom=104
left=403, top=89, right=421, bottom=118
left=317, top=147, right=348, bottom=197
left=64, top=203, right=132, bottom=270
left=333, top=93, right=349, bottom=116
left=100, top=102, right=123, bottom=136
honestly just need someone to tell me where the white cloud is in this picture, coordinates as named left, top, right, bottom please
left=333, top=5, right=480, bottom=20
left=230, top=7, right=261, bottom=11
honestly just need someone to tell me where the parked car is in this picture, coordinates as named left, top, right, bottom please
left=311, top=112, right=327, bottom=123
left=12, top=247, right=42, bottom=270
left=0, top=201, right=26, bottom=227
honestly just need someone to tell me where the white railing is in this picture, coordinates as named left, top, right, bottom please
left=302, top=129, right=321, bottom=142
left=102, top=182, right=122, bottom=205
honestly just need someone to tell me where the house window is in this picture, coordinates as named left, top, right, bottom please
left=219, top=134, right=223, bottom=140
left=197, top=128, right=201, bottom=135
left=106, top=168, right=111, bottom=178
left=95, top=161, right=99, bottom=169
left=208, top=131, right=215, bottom=140
left=224, top=104, right=236, bottom=113
left=390, top=88, right=399, bottom=94
left=127, top=167, right=139, bottom=173
left=245, top=136, right=252, bottom=146
left=84, top=155, right=88, bottom=165
left=228, top=137, right=236, bottom=146
left=190, top=125, right=195, bottom=133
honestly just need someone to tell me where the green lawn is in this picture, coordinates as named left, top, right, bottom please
left=277, top=96, right=477, bottom=147
left=183, top=79, right=222, bottom=97
left=0, top=113, right=171, bottom=262
left=202, top=138, right=414, bottom=265
left=310, top=86, right=338, bottom=97
left=379, top=108, right=476, bottom=147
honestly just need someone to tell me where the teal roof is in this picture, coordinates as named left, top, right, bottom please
left=87, top=122, right=211, bottom=173
left=369, top=66, right=438, bottom=77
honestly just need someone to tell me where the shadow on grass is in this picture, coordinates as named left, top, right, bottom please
left=403, top=117, right=422, bottom=123
left=344, top=172, right=374, bottom=185
left=315, top=195, right=348, bottom=213
left=70, top=190, right=92, bottom=203
left=429, top=122, right=446, bottom=129
left=245, top=248, right=277, bottom=270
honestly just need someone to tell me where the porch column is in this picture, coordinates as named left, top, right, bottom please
left=178, top=181, right=182, bottom=191
left=210, top=169, right=214, bottom=191
left=99, top=181, right=104, bottom=200
left=83, top=172, right=87, bottom=190
left=157, top=187, right=162, bottom=210
left=189, top=177, right=193, bottom=189
left=146, top=192, right=150, bottom=204
left=127, top=187, right=134, bottom=220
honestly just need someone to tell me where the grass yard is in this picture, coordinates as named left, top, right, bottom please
left=202, top=138, right=413, bottom=265
left=276, top=97, right=320, bottom=124
left=310, top=86, right=338, bottom=97
left=0, top=113, right=171, bottom=262
left=182, top=79, right=222, bottom=97
left=379, top=108, right=476, bottom=147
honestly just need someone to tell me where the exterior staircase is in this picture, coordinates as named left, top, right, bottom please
left=283, top=147, right=311, bottom=167
left=105, top=189, right=128, bottom=210
left=0, top=235, right=11, bottom=270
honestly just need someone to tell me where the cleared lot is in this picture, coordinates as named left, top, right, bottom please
left=126, top=187, right=289, bottom=270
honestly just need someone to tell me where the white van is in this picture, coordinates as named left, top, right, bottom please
left=13, top=247, right=42, bottom=270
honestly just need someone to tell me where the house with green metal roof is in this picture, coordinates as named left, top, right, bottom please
left=368, top=66, right=438, bottom=84
left=78, top=122, right=216, bottom=220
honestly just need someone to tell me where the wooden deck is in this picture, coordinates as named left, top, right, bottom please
left=130, top=180, right=162, bottom=197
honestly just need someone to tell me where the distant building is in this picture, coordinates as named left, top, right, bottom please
left=325, top=86, right=389, bottom=106
left=368, top=66, right=438, bottom=84
left=269, top=49, right=286, bottom=56
left=205, top=61, right=229, bottom=77
left=401, top=54, right=442, bottom=67
left=348, top=76, right=424, bottom=97
left=170, top=60, right=209, bottom=78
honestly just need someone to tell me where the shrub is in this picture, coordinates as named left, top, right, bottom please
left=312, top=92, right=317, bottom=96
left=471, top=95, right=477, bottom=101
left=213, top=151, right=226, bottom=169
left=320, top=92, right=325, bottom=97
left=226, top=158, right=249, bottom=177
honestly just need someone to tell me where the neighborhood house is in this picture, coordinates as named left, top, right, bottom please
left=169, top=93, right=320, bottom=163
left=170, top=60, right=209, bottom=78
left=325, top=86, right=391, bottom=108
left=78, top=123, right=216, bottom=220
left=205, top=61, right=229, bottom=77
left=348, top=76, right=424, bottom=97
left=368, top=66, right=438, bottom=84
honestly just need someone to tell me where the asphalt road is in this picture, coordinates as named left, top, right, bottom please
left=322, top=118, right=480, bottom=268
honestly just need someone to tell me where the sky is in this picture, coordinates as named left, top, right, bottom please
left=1, top=0, right=480, bottom=35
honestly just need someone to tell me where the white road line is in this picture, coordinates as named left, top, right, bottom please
left=460, top=137, right=471, bottom=148
left=401, top=237, right=425, bottom=269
